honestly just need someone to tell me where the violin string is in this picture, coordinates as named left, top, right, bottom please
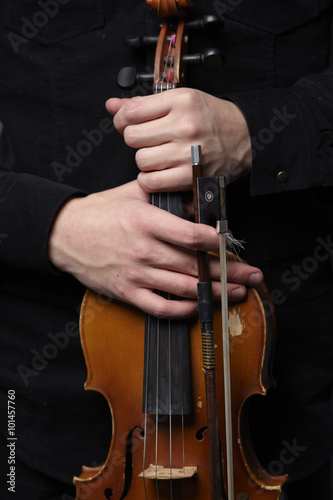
left=158, top=34, right=176, bottom=93
left=155, top=282, right=160, bottom=500
left=168, top=32, right=188, bottom=495
left=149, top=107, right=162, bottom=500
left=159, top=54, right=166, bottom=93
left=165, top=39, right=178, bottom=495
left=152, top=33, right=177, bottom=497
left=152, top=191, right=160, bottom=500
left=156, top=34, right=176, bottom=489
left=142, top=314, right=150, bottom=500
left=167, top=191, right=174, bottom=500
left=179, top=318, right=186, bottom=497
left=181, top=411, right=186, bottom=498
left=169, top=321, right=174, bottom=499
left=167, top=35, right=176, bottom=91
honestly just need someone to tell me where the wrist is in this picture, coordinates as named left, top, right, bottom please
left=222, top=100, right=252, bottom=175
left=48, top=196, right=85, bottom=272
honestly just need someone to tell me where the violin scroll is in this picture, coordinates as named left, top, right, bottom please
left=146, top=0, right=194, bottom=17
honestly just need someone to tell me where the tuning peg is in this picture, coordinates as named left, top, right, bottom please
left=186, top=15, right=224, bottom=33
left=124, top=34, right=159, bottom=48
left=117, top=66, right=154, bottom=90
left=183, top=48, right=224, bottom=69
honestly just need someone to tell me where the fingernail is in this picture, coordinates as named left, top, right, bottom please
left=248, top=272, right=262, bottom=286
left=231, top=287, right=245, bottom=300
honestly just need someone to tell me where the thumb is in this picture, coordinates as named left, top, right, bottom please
left=105, top=97, right=130, bottom=115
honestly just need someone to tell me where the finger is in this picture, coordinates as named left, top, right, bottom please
left=124, top=115, right=174, bottom=148
left=105, top=97, right=130, bottom=116
left=134, top=247, right=262, bottom=303
left=128, top=262, right=200, bottom=300
left=207, top=253, right=263, bottom=284
left=135, top=142, right=190, bottom=172
left=141, top=249, right=263, bottom=300
left=129, top=283, right=247, bottom=319
left=147, top=208, right=219, bottom=252
left=227, top=284, right=247, bottom=301
left=133, top=280, right=247, bottom=318
left=130, top=288, right=198, bottom=319
left=226, top=259, right=263, bottom=286
left=107, top=179, right=150, bottom=203
left=108, top=93, right=174, bottom=135
left=137, top=166, right=191, bottom=192
left=128, top=237, right=199, bottom=278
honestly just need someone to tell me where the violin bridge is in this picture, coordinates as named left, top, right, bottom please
left=139, top=464, right=197, bottom=480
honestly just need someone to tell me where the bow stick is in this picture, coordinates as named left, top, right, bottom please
left=192, top=144, right=234, bottom=499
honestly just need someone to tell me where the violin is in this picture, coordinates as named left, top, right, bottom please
left=74, top=1, right=288, bottom=498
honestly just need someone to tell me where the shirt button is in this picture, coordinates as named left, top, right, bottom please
left=277, top=171, right=288, bottom=183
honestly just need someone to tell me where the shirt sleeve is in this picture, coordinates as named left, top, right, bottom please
left=222, top=66, right=333, bottom=196
left=0, top=163, right=86, bottom=275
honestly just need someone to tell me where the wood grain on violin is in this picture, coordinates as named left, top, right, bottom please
left=74, top=1, right=288, bottom=498
left=75, top=282, right=287, bottom=499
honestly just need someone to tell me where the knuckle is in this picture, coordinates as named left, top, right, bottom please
left=182, top=225, right=200, bottom=248
left=141, top=172, right=161, bottom=191
left=176, top=88, right=197, bottom=106
left=123, top=97, right=142, bottom=117
left=124, top=125, right=137, bottom=146
left=189, top=258, right=198, bottom=277
left=177, top=116, right=200, bottom=140
left=173, top=277, right=192, bottom=298
left=135, top=149, right=147, bottom=170
left=227, top=260, right=244, bottom=282
left=107, top=275, right=128, bottom=300
left=152, top=301, right=169, bottom=319
left=124, top=265, right=140, bottom=284
left=131, top=206, right=154, bottom=233
left=131, top=243, right=151, bottom=264
left=114, top=98, right=142, bottom=132
left=112, top=113, right=121, bottom=132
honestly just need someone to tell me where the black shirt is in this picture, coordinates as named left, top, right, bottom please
left=0, top=0, right=333, bottom=486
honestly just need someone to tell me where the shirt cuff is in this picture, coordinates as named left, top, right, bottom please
left=0, top=172, right=86, bottom=274
left=222, top=88, right=318, bottom=196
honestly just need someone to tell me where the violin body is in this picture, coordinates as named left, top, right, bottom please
left=74, top=274, right=287, bottom=499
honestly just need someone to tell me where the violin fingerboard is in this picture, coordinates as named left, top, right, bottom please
left=143, top=191, right=192, bottom=415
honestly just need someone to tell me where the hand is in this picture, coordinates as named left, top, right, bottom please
left=48, top=181, right=262, bottom=319
left=106, top=88, right=252, bottom=193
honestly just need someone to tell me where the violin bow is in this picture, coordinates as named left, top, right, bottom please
left=192, top=144, right=233, bottom=499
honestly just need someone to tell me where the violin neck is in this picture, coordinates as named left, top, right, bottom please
left=143, top=192, right=193, bottom=416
